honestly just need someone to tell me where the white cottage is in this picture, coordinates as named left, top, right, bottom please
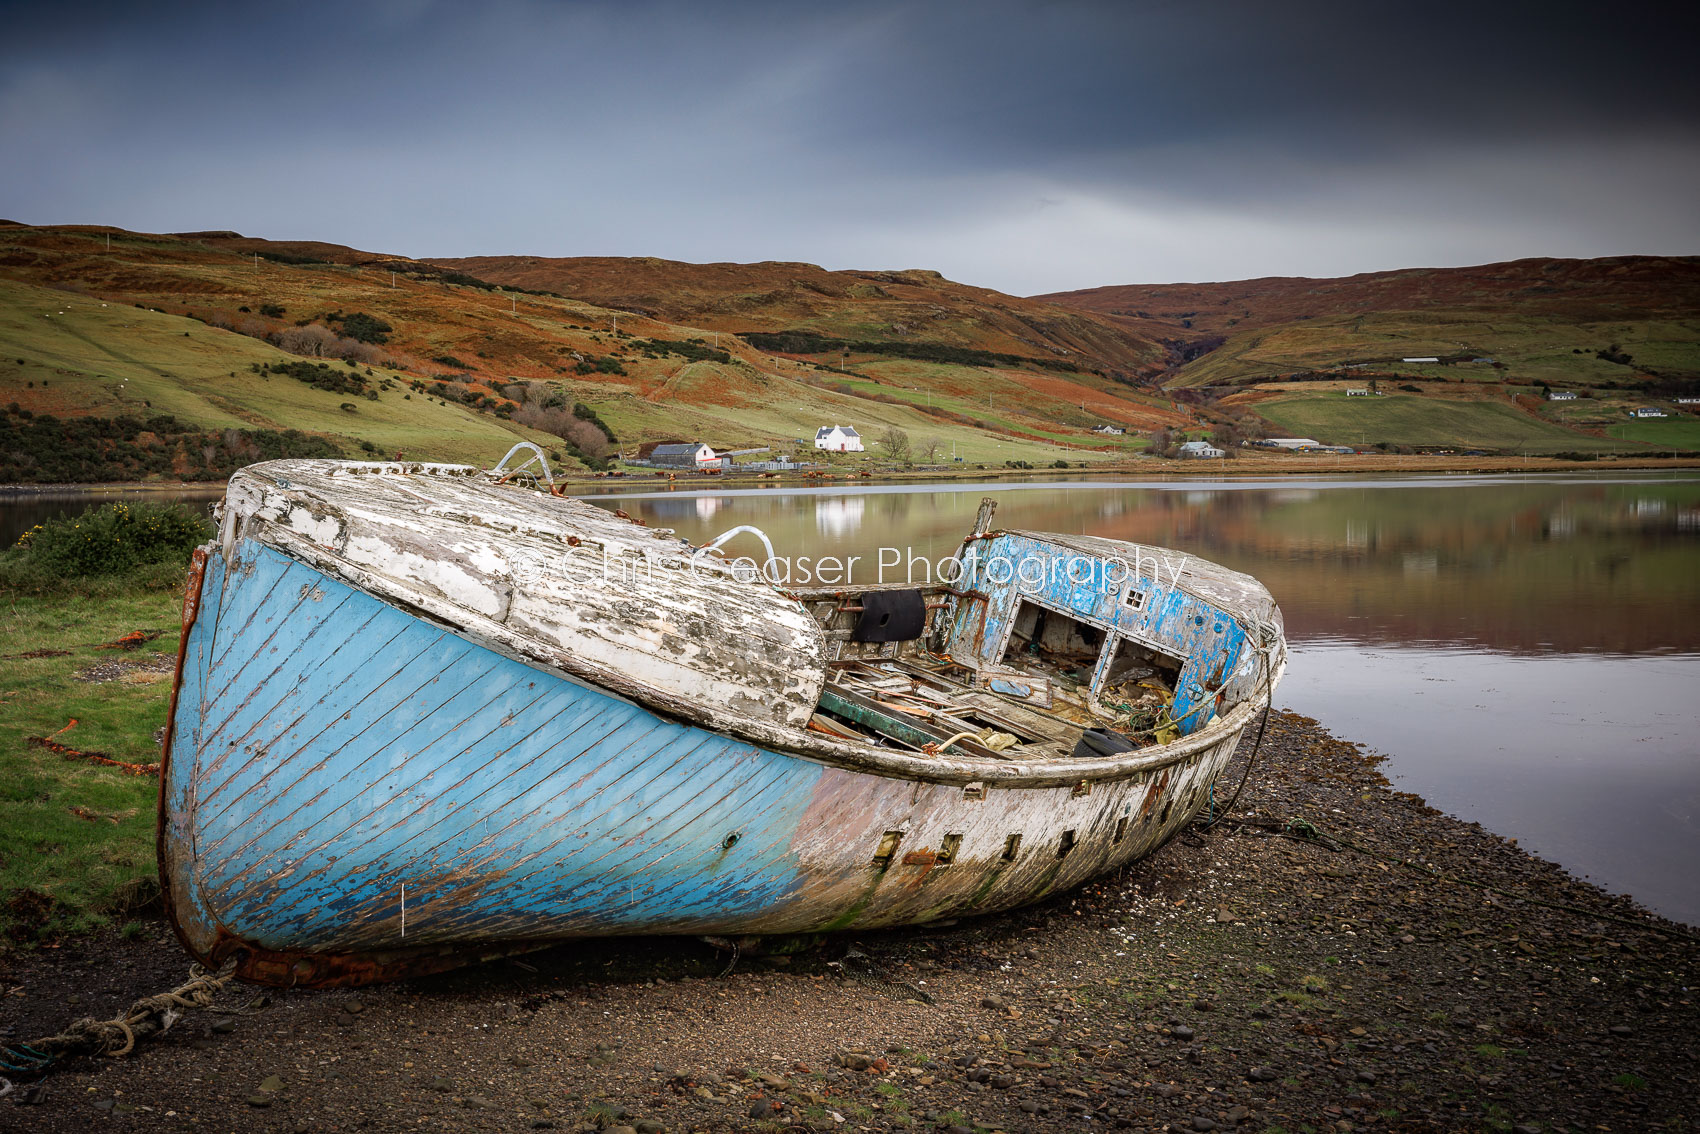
left=814, top=425, right=864, bottom=452
left=1176, top=440, right=1226, bottom=459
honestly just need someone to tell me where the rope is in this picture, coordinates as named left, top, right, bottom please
left=834, top=948, right=935, bottom=1005
left=1197, top=620, right=1280, bottom=832
left=3, top=961, right=238, bottom=1071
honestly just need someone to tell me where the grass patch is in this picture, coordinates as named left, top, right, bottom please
left=1255, top=393, right=1619, bottom=453
left=1607, top=417, right=1700, bottom=448
left=0, top=582, right=185, bottom=942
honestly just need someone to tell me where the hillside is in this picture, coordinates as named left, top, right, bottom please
left=1035, top=257, right=1700, bottom=390
left=427, top=254, right=1165, bottom=379
left=0, top=225, right=1192, bottom=481
left=1038, top=257, right=1700, bottom=453
left=1038, top=256, right=1700, bottom=336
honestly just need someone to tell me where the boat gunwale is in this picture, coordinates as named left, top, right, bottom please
left=236, top=516, right=1285, bottom=789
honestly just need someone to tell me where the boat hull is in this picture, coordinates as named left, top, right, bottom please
left=163, top=538, right=1258, bottom=987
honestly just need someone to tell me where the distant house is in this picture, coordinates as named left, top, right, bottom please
left=1176, top=440, right=1226, bottom=459
left=1264, top=437, right=1322, bottom=450
left=1401, top=357, right=1440, bottom=364
left=651, top=442, right=721, bottom=468
left=1547, top=390, right=1578, bottom=401
left=1675, top=397, right=1700, bottom=406
left=814, top=425, right=864, bottom=452
left=1092, top=424, right=1126, bottom=435
left=1631, top=407, right=1669, bottom=418
left=1345, top=388, right=1371, bottom=397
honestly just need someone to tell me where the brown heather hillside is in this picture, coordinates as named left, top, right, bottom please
left=0, top=226, right=1192, bottom=478
left=1036, top=255, right=1700, bottom=337
left=1036, top=257, right=1700, bottom=418
left=429, top=254, right=1165, bottom=378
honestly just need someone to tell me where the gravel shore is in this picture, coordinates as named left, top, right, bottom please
left=4, top=711, right=1695, bottom=1133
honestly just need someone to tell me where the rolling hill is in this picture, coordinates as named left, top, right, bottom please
left=0, top=224, right=1192, bottom=481
left=1039, top=256, right=1700, bottom=453
left=427, top=254, right=1165, bottom=379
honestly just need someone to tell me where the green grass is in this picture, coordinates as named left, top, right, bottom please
left=0, top=583, right=184, bottom=941
left=1607, top=416, right=1700, bottom=448
left=1167, top=308, right=1700, bottom=390
left=1255, top=393, right=1620, bottom=452
left=0, top=278, right=560, bottom=468
left=584, top=361, right=1115, bottom=467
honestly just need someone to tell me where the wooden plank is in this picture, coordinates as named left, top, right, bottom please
left=818, top=684, right=1005, bottom=759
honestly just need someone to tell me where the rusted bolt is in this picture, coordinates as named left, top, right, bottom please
left=721, top=832, right=740, bottom=850
left=566, top=535, right=581, bottom=547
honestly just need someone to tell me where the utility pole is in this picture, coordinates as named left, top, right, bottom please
left=253, top=252, right=259, bottom=270
left=391, top=271, right=396, bottom=288
left=612, top=313, right=618, bottom=335
left=106, top=232, right=111, bottom=251
left=511, top=293, right=516, bottom=315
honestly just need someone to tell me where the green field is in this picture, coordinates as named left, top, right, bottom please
left=1168, top=308, right=1700, bottom=391
left=0, top=586, right=178, bottom=939
left=2, top=275, right=1139, bottom=474
left=1254, top=393, right=1621, bottom=452
left=1608, top=416, right=1700, bottom=449
left=0, top=279, right=560, bottom=467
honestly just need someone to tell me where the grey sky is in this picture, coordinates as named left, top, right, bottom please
left=3, top=0, right=1697, bottom=294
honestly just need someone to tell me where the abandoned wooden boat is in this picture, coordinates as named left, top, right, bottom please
left=160, top=450, right=1286, bottom=987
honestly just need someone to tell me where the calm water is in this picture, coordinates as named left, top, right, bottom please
left=7, top=473, right=1697, bottom=924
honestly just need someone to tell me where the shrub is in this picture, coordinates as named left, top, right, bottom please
left=331, top=311, right=392, bottom=345
left=2, top=501, right=213, bottom=586
left=572, top=403, right=618, bottom=443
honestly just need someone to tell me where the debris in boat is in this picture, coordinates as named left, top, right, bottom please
left=26, top=719, right=161, bottom=777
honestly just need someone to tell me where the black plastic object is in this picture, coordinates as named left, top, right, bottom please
left=852, top=589, right=927, bottom=642
left=1072, top=728, right=1137, bottom=759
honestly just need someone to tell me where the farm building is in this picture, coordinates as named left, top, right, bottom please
left=1631, top=407, right=1669, bottom=419
left=1547, top=391, right=1578, bottom=401
left=814, top=425, right=864, bottom=452
left=1176, top=441, right=1226, bottom=459
left=650, top=442, right=723, bottom=468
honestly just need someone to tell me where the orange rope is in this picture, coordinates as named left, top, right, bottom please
left=26, top=719, right=160, bottom=777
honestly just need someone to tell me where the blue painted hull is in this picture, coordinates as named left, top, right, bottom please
left=162, top=537, right=1260, bottom=986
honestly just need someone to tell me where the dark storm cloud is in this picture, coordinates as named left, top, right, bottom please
left=3, top=0, right=1697, bottom=292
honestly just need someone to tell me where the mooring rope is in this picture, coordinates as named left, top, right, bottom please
left=833, top=947, right=935, bottom=1004
left=1, top=961, right=238, bottom=1073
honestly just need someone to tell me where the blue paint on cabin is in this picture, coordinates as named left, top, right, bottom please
left=945, top=534, right=1247, bottom=734
left=170, top=539, right=826, bottom=953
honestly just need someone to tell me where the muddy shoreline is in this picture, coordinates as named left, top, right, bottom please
left=3, top=712, right=1695, bottom=1132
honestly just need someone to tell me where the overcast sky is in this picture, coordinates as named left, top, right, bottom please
left=3, top=0, right=1697, bottom=294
